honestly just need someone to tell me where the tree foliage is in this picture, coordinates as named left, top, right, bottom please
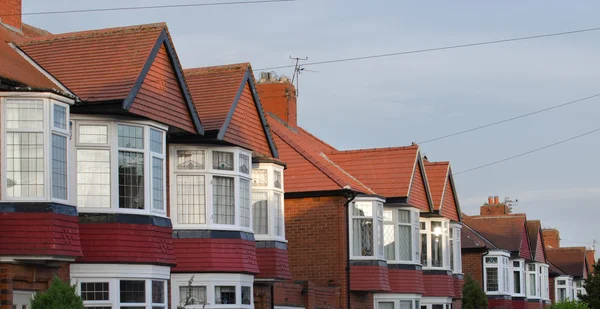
left=580, top=260, right=600, bottom=309
left=30, top=276, right=84, bottom=309
left=549, top=301, right=589, bottom=309
left=462, top=274, right=488, bottom=309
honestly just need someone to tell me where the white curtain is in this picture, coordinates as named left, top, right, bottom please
left=252, top=192, right=268, bottom=234
left=213, top=176, right=234, bottom=224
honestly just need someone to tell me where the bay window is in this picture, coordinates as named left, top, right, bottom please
left=384, top=207, right=420, bottom=264
left=526, top=263, right=546, bottom=298
left=73, top=117, right=167, bottom=215
left=169, top=146, right=252, bottom=230
left=350, top=199, right=384, bottom=259
left=374, top=294, right=421, bottom=309
left=2, top=96, right=73, bottom=203
left=483, top=252, right=510, bottom=294
left=420, top=297, right=452, bottom=309
left=420, top=219, right=450, bottom=268
left=540, top=264, right=549, bottom=300
left=575, top=280, right=585, bottom=299
left=251, top=163, right=286, bottom=241
left=511, top=260, right=525, bottom=295
left=555, top=277, right=572, bottom=302
left=171, top=273, right=253, bottom=309
left=449, top=224, right=462, bottom=273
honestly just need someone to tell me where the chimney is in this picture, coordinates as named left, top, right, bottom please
left=542, top=229, right=560, bottom=249
left=494, top=196, right=499, bottom=204
left=480, top=196, right=509, bottom=215
left=256, top=72, right=297, bottom=127
left=487, top=196, right=493, bottom=204
left=0, top=0, right=23, bottom=31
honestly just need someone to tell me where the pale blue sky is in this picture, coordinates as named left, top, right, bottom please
left=24, top=0, right=600, bottom=251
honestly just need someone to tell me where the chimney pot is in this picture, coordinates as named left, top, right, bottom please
left=488, top=196, right=494, bottom=204
left=494, top=196, right=499, bottom=204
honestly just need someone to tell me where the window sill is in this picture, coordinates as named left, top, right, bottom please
left=254, top=235, right=287, bottom=243
left=172, top=224, right=254, bottom=233
left=78, top=207, right=168, bottom=218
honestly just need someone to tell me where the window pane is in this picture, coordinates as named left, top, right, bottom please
left=432, top=305, right=444, bottom=309
left=239, top=154, right=250, bottom=174
left=152, top=157, right=164, bottom=211
left=241, top=286, right=251, bottom=305
left=81, top=282, right=109, bottom=301
left=274, top=193, right=283, bottom=236
left=120, top=280, right=145, bottom=303
left=79, top=125, right=108, bottom=144
left=528, top=264, right=536, bottom=271
left=152, top=281, right=165, bottom=304
left=213, top=176, right=234, bottom=224
left=177, top=175, right=205, bottom=224
left=6, top=132, right=44, bottom=198
left=431, top=232, right=443, bottom=267
left=399, top=301, right=412, bottom=309
left=118, top=125, right=144, bottom=149
left=353, top=202, right=373, bottom=217
left=398, top=209, right=410, bottom=223
left=179, top=286, right=206, bottom=306
left=52, top=134, right=67, bottom=199
left=252, top=192, right=268, bottom=234
left=529, top=273, right=536, bottom=295
left=6, top=100, right=44, bottom=129
left=398, top=225, right=411, bottom=261
left=485, top=257, right=498, bottom=264
left=352, top=218, right=373, bottom=256
left=240, top=179, right=251, bottom=227
left=118, top=151, right=144, bottom=209
left=252, top=169, right=268, bottom=186
left=513, top=261, right=521, bottom=268
left=486, top=268, right=499, bottom=291
left=213, top=151, right=233, bottom=170
left=384, top=221, right=395, bottom=260
left=215, top=286, right=236, bottom=304
left=513, top=271, right=521, bottom=294
left=450, top=238, right=454, bottom=271
left=150, top=129, right=163, bottom=154
left=77, top=149, right=110, bottom=208
left=558, top=288, right=566, bottom=301
left=378, top=302, right=394, bottom=309
left=421, top=233, right=428, bottom=265
left=177, top=150, right=205, bottom=170
left=274, top=170, right=282, bottom=188
left=414, top=226, right=420, bottom=262
left=53, top=105, right=67, bottom=130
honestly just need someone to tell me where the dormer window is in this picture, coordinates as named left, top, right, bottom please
left=252, top=163, right=285, bottom=241
left=2, top=96, right=73, bottom=203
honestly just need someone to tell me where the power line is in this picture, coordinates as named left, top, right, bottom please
left=0, top=0, right=295, bottom=17
left=256, top=26, right=600, bottom=71
left=418, top=92, right=600, bottom=144
left=454, top=127, right=600, bottom=175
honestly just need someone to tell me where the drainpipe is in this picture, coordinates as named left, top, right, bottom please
left=344, top=189, right=358, bottom=309
left=271, top=283, right=275, bottom=309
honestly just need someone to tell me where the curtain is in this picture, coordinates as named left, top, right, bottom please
left=399, top=301, right=412, bottom=309
left=378, top=302, right=394, bottom=309
left=213, top=176, right=234, bottom=224
left=252, top=192, right=268, bottom=234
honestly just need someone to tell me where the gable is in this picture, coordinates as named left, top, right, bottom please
left=519, top=223, right=532, bottom=259
left=440, top=176, right=459, bottom=221
left=407, top=161, right=430, bottom=212
left=222, top=81, right=273, bottom=157
left=535, top=230, right=545, bottom=263
left=129, top=43, right=196, bottom=133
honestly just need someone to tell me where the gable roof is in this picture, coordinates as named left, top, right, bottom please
left=547, top=247, right=588, bottom=278
left=463, top=214, right=529, bottom=255
left=461, top=222, right=498, bottom=250
left=184, top=63, right=278, bottom=158
left=267, top=114, right=374, bottom=194
left=17, top=23, right=202, bottom=134
left=527, top=220, right=546, bottom=263
left=423, top=161, right=462, bottom=221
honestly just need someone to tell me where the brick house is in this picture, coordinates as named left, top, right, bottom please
left=0, top=2, right=291, bottom=308
left=542, top=229, right=594, bottom=302
left=255, top=75, right=464, bottom=309
left=461, top=199, right=551, bottom=309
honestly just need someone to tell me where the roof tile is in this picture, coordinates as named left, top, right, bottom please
left=547, top=247, right=587, bottom=278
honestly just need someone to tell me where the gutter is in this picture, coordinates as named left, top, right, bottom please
left=344, top=188, right=358, bottom=309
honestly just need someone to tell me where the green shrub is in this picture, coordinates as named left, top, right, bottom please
left=462, top=274, right=488, bottom=309
left=581, top=260, right=600, bottom=309
left=30, top=276, right=84, bottom=309
left=549, top=300, right=589, bottom=309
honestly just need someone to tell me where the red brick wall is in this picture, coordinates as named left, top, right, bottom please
left=0, top=0, right=22, bottom=30
left=462, top=251, right=484, bottom=287
left=480, top=204, right=509, bottom=215
left=549, top=277, right=556, bottom=303
left=452, top=299, right=462, bottom=309
left=513, top=299, right=527, bottom=309
left=488, top=298, right=513, bottom=309
left=527, top=300, right=544, bottom=309
left=256, top=82, right=297, bottom=126
left=0, top=262, right=70, bottom=309
left=271, top=281, right=341, bottom=309
left=542, top=229, right=560, bottom=249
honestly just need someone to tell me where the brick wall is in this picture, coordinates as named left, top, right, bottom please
left=0, top=262, right=70, bottom=309
left=256, top=82, right=297, bottom=126
left=462, top=251, right=484, bottom=287
left=0, top=0, right=22, bottom=30
left=542, top=229, right=560, bottom=249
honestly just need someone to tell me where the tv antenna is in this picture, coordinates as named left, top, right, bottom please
left=290, top=55, right=308, bottom=96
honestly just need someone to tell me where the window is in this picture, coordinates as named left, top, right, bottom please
left=77, top=125, right=110, bottom=208
left=484, top=253, right=510, bottom=294
left=180, top=286, right=207, bottom=306
left=540, top=265, right=549, bottom=300
left=3, top=99, right=72, bottom=201
left=80, top=282, right=109, bottom=302
left=373, top=295, right=421, bottom=309
left=575, top=280, right=586, bottom=299
left=449, top=226, right=462, bottom=273
left=555, top=276, right=572, bottom=302
left=213, top=176, right=235, bottom=225
left=118, top=125, right=145, bottom=210
left=150, top=129, right=165, bottom=212
left=239, top=154, right=250, bottom=174
left=384, top=208, right=420, bottom=263
left=240, top=179, right=251, bottom=227
left=120, top=280, right=145, bottom=303
left=215, top=286, right=236, bottom=304
left=351, top=200, right=384, bottom=258
left=253, top=192, right=268, bottom=234
left=512, top=260, right=524, bottom=295
left=177, top=176, right=206, bottom=224
left=177, top=150, right=205, bottom=170
left=274, top=193, right=283, bottom=236
left=527, top=264, right=538, bottom=297
left=251, top=164, right=286, bottom=240
left=252, top=169, right=268, bottom=187
left=420, top=219, right=450, bottom=268
left=241, top=286, right=252, bottom=305
left=152, top=280, right=166, bottom=308
left=213, top=151, right=234, bottom=170
left=274, top=170, right=282, bottom=188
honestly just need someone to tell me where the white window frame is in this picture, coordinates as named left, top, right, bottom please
left=510, top=259, right=525, bottom=296
left=169, top=145, right=253, bottom=231
left=374, top=293, right=421, bottom=309
left=419, top=218, right=451, bottom=269
left=171, top=273, right=253, bottom=309
left=71, top=115, right=168, bottom=216
left=420, top=297, right=453, bottom=309
left=540, top=264, right=549, bottom=300
left=526, top=262, right=542, bottom=299
left=349, top=197, right=385, bottom=260
left=70, top=263, right=169, bottom=309
left=555, top=276, right=573, bottom=302
left=483, top=251, right=510, bottom=295
left=1, top=94, right=75, bottom=204
left=574, top=279, right=586, bottom=300
left=252, top=163, right=286, bottom=241
left=449, top=223, right=462, bottom=273
left=384, top=207, right=420, bottom=264
left=149, top=128, right=166, bottom=214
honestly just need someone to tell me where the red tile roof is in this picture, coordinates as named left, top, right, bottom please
left=18, top=23, right=166, bottom=102
left=461, top=223, right=498, bottom=250
left=424, top=161, right=449, bottom=210
left=268, top=114, right=374, bottom=194
left=184, top=63, right=249, bottom=131
left=527, top=220, right=546, bottom=262
left=327, top=146, right=419, bottom=198
left=463, top=214, right=527, bottom=253
left=547, top=247, right=587, bottom=278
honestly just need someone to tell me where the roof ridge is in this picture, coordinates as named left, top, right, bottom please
left=19, top=22, right=166, bottom=45
left=424, top=160, right=450, bottom=166
left=548, top=247, right=587, bottom=251
left=184, top=63, right=251, bottom=76
left=335, top=145, right=419, bottom=154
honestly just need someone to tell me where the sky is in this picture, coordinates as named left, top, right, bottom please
left=23, top=0, right=600, bottom=252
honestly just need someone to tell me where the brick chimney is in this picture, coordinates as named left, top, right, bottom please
left=0, top=0, right=22, bottom=31
left=542, top=229, right=560, bottom=249
left=480, top=195, right=509, bottom=215
left=256, top=72, right=297, bottom=127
